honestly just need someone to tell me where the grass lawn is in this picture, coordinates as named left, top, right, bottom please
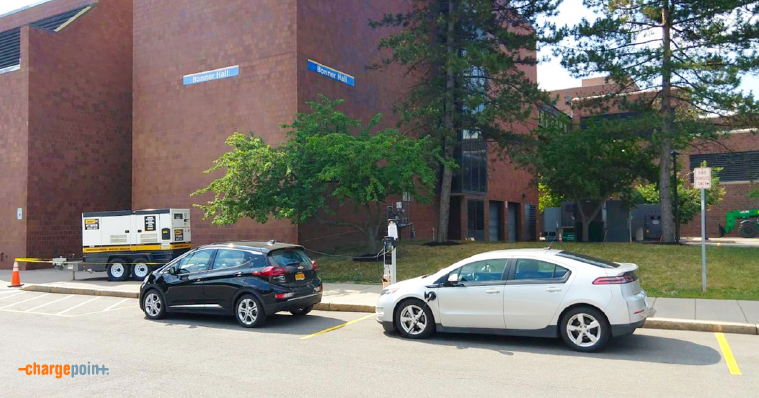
left=315, top=240, right=759, bottom=300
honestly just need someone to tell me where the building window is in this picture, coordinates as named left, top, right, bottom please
left=690, top=151, right=759, bottom=183
left=467, top=199, right=485, bottom=241
left=459, top=131, right=488, bottom=193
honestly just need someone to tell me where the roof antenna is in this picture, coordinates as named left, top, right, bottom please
left=546, top=222, right=559, bottom=251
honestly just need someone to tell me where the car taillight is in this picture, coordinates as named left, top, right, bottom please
left=311, top=260, right=319, bottom=271
left=593, top=275, right=635, bottom=285
left=315, top=284, right=323, bottom=292
left=275, top=292, right=294, bottom=299
left=252, top=266, right=288, bottom=277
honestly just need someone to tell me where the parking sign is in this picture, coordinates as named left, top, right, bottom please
left=694, top=167, right=712, bottom=189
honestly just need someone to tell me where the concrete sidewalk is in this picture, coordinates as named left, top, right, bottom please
left=2, top=268, right=757, bottom=334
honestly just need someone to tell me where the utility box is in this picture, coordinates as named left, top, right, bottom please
left=81, top=209, right=192, bottom=281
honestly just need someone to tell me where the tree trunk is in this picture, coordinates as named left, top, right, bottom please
left=582, top=219, right=591, bottom=243
left=436, top=0, right=457, bottom=242
left=659, top=2, right=675, bottom=243
left=576, top=199, right=605, bottom=242
left=367, top=227, right=378, bottom=253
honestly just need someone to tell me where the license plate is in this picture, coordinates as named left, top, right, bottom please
left=295, top=272, right=305, bottom=281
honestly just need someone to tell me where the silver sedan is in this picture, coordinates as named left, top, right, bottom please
left=375, top=248, right=655, bottom=352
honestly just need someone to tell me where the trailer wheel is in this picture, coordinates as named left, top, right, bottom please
left=132, top=258, right=152, bottom=281
left=107, top=258, right=129, bottom=281
left=740, top=221, right=758, bottom=238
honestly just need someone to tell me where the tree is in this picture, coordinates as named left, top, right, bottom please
left=558, top=0, right=759, bottom=243
left=192, top=96, right=438, bottom=251
left=520, top=115, right=657, bottom=241
left=539, top=181, right=565, bottom=213
left=634, top=162, right=726, bottom=224
left=369, top=0, right=561, bottom=242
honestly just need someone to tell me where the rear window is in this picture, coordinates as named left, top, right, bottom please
left=269, top=248, right=313, bottom=269
left=556, top=251, right=620, bottom=269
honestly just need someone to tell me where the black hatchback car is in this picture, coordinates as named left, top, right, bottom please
left=139, top=241, right=322, bottom=327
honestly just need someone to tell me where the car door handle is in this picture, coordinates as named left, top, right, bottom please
left=235, top=272, right=243, bottom=277
left=546, top=287, right=562, bottom=293
left=189, top=276, right=201, bottom=280
left=485, top=289, right=500, bottom=294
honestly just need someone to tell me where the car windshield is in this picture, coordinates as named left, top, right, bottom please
left=556, top=251, right=620, bottom=269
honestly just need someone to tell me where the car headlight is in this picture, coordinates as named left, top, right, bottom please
left=380, top=288, right=399, bottom=296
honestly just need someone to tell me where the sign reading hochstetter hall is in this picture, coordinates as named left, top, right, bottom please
left=307, top=59, right=355, bottom=87
left=183, top=65, right=239, bottom=86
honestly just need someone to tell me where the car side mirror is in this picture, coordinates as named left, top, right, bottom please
left=446, top=273, right=460, bottom=286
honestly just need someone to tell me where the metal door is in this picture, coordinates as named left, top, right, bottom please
left=489, top=201, right=502, bottom=241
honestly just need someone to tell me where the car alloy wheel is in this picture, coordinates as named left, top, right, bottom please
left=143, top=292, right=164, bottom=319
left=399, top=304, right=428, bottom=337
left=235, top=295, right=267, bottom=328
left=566, top=313, right=602, bottom=348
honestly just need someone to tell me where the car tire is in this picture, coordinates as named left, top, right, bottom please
left=290, top=305, right=313, bottom=316
left=132, top=259, right=152, bottom=281
left=142, top=289, right=166, bottom=320
left=107, top=259, right=129, bottom=281
left=235, top=294, right=266, bottom=328
left=560, top=306, right=610, bottom=352
left=394, top=299, right=434, bottom=339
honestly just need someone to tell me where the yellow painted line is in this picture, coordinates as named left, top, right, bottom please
left=299, top=314, right=375, bottom=340
left=715, top=333, right=742, bottom=375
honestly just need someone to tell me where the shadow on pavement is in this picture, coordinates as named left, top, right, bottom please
left=387, top=332, right=722, bottom=366
left=151, top=312, right=347, bottom=335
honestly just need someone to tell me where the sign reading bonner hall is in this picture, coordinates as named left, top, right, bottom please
left=307, top=60, right=355, bottom=87
left=183, top=65, right=239, bottom=86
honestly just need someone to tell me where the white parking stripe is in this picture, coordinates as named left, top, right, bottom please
left=56, top=296, right=100, bottom=315
left=0, top=293, right=49, bottom=309
left=0, top=292, right=26, bottom=301
left=25, top=295, right=74, bottom=312
left=102, top=298, right=129, bottom=312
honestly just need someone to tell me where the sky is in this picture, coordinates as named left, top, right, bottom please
left=2, top=0, right=758, bottom=96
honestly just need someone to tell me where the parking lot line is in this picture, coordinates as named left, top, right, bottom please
left=714, top=333, right=742, bottom=376
left=299, top=314, right=376, bottom=340
left=0, top=292, right=26, bottom=301
left=102, top=298, right=130, bottom=312
left=56, top=296, right=100, bottom=315
left=25, top=295, right=74, bottom=312
left=0, top=293, right=49, bottom=309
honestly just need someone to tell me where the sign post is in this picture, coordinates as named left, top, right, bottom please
left=694, top=167, right=711, bottom=292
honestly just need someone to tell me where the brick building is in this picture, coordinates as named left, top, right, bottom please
left=0, top=0, right=132, bottom=269
left=551, top=77, right=759, bottom=239
left=0, top=0, right=538, bottom=269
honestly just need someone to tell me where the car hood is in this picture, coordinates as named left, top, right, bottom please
left=387, top=275, right=426, bottom=291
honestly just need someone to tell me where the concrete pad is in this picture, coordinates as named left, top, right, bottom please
left=737, top=300, right=759, bottom=323
left=652, top=297, right=695, bottom=319
left=696, top=299, right=747, bottom=323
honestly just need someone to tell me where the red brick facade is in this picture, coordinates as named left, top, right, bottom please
left=0, top=0, right=133, bottom=269
left=1, top=0, right=539, bottom=269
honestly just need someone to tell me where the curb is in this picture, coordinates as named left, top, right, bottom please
left=643, top=317, right=758, bottom=335
left=314, top=302, right=375, bottom=313
left=22, top=284, right=139, bottom=299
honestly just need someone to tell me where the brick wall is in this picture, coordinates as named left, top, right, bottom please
left=680, top=132, right=759, bottom=238
left=0, top=30, right=29, bottom=269
left=132, top=0, right=300, bottom=245
left=24, top=0, right=133, bottom=265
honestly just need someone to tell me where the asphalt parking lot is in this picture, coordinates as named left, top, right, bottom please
left=1, top=289, right=757, bottom=398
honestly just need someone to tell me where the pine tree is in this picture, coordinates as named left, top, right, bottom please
left=559, top=0, right=759, bottom=243
left=370, top=0, right=561, bottom=241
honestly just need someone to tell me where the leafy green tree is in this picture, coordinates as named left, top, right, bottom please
left=634, top=162, right=726, bottom=224
left=519, top=116, right=657, bottom=241
left=749, top=187, right=759, bottom=201
left=193, top=97, right=438, bottom=251
left=558, top=0, right=759, bottom=243
left=538, top=181, right=565, bottom=213
left=369, top=0, right=561, bottom=242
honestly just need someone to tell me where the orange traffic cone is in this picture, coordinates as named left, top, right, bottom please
left=8, top=261, right=23, bottom=288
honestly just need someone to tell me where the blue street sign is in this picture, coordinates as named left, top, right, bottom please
left=307, top=59, right=354, bottom=87
left=183, top=65, right=239, bottom=86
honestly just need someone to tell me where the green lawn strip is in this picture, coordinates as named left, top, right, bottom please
left=316, top=241, right=759, bottom=300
